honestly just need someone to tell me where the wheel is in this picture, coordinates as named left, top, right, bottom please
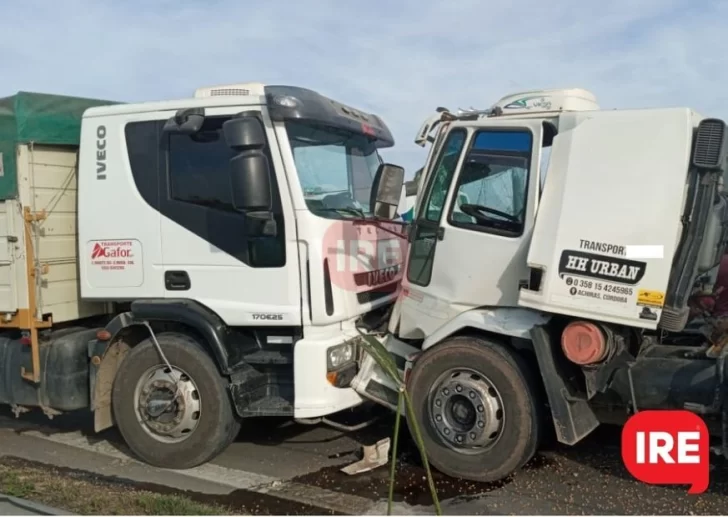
left=111, top=331, right=241, bottom=469
left=406, top=335, right=542, bottom=482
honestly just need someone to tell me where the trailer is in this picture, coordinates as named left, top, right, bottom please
left=0, top=91, right=118, bottom=405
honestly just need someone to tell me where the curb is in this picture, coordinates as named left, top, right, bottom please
left=0, top=493, right=74, bottom=515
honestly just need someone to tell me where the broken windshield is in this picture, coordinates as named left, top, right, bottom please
left=286, top=120, right=381, bottom=219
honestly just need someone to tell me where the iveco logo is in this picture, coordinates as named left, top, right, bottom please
left=96, top=125, right=107, bottom=180
left=366, top=266, right=400, bottom=287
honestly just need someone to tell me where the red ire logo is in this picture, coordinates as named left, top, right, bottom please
left=621, top=410, right=710, bottom=494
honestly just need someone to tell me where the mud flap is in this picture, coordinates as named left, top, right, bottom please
left=530, top=325, right=600, bottom=445
left=351, top=334, right=419, bottom=414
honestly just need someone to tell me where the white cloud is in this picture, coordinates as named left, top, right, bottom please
left=1, top=0, right=726, bottom=175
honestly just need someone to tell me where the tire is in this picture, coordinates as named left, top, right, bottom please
left=111, top=331, right=241, bottom=469
left=406, top=335, right=542, bottom=482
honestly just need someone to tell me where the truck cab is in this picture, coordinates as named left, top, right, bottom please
left=0, top=83, right=409, bottom=470
left=353, top=88, right=728, bottom=483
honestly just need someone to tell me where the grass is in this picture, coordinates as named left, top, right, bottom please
left=0, top=458, right=233, bottom=515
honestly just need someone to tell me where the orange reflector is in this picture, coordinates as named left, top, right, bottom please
left=96, top=329, right=112, bottom=341
left=561, top=321, right=607, bottom=365
left=19, top=336, right=30, bottom=346
left=326, top=372, right=337, bottom=385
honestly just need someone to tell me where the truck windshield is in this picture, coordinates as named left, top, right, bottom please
left=286, top=120, right=381, bottom=219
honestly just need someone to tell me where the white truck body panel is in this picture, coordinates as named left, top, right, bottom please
left=78, top=101, right=303, bottom=325
left=519, top=107, right=701, bottom=328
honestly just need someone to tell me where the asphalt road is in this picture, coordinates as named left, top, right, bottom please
left=1, top=405, right=727, bottom=515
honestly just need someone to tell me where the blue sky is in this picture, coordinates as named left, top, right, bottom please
left=1, top=0, right=726, bottom=178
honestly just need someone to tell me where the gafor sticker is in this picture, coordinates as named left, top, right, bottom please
left=637, top=289, right=665, bottom=308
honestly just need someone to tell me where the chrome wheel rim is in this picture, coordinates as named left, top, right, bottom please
left=133, top=365, right=201, bottom=444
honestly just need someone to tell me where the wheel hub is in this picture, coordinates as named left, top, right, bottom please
left=134, top=366, right=201, bottom=443
left=429, top=368, right=504, bottom=453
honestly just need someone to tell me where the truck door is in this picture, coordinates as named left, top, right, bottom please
left=158, top=106, right=302, bottom=327
left=399, top=120, right=544, bottom=338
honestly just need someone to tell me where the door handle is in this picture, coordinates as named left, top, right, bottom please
left=437, top=227, right=446, bottom=240
left=165, top=270, right=190, bottom=291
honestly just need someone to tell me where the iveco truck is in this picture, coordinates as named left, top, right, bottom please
left=0, top=83, right=409, bottom=469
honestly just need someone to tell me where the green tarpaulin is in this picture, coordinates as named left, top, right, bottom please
left=0, top=91, right=119, bottom=199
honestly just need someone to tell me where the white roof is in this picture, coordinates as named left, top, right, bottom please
left=492, top=88, right=599, bottom=115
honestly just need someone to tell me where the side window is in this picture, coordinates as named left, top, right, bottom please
left=350, top=147, right=378, bottom=207
left=125, top=121, right=161, bottom=209
left=419, top=129, right=467, bottom=222
left=168, top=117, right=236, bottom=210
left=447, top=130, right=532, bottom=237
left=158, top=113, right=286, bottom=268
left=407, top=129, right=467, bottom=286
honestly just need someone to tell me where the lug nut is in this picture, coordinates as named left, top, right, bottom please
left=435, top=400, right=442, bottom=407
left=443, top=388, right=450, bottom=396
left=443, top=428, right=450, bottom=435
left=478, top=421, right=485, bottom=428
left=436, top=414, right=442, bottom=422
left=477, top=405, right=484, bottom=412
left=456, top=435, right=463, bottom=443
left=456, top=385, right=462, bottom=392
left=469, top=391, right=475, bottom=399
left=470, top=432, right=476, bottom=439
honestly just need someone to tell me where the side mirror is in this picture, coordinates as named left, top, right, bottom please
left=224, top=115, right=272, bottom=213
left=370, top=163, right=405, bottom=220
left=163, top=107, right=205, bottom=134
left=223, top=115, right=277, bottom=237
left=229, top=152, right=272, bottom=212
left=222, top=115, right=267, bottom=150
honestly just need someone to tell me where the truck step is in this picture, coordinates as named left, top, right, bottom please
left=229, top=367, right=294, bottom=418
left=239, top=395, right=294, bottom=417
left=241, top=350, right=293, bottom=365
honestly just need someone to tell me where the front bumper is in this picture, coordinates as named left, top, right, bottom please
left=293, top=332, right=364, bottom=418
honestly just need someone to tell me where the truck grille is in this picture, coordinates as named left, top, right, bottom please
left=693, top=118, right=727, bottom=169
left=357, top=283, right=397, bottom=305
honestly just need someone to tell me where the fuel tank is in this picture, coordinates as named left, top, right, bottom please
left=0, top=327, right=98, bottom=411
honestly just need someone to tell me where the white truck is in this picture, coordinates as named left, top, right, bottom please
left=352, top=88, right=728, bottom=482
left=0, top=83, right=410, bottom=468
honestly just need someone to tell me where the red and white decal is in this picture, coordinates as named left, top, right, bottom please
left=90, top=240, right=135, bottom=271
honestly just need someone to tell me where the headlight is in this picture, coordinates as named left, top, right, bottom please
left=327, top=343, right=356, bottom=370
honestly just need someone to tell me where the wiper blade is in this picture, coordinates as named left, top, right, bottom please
left=316, top=207, right=370, bottom=219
